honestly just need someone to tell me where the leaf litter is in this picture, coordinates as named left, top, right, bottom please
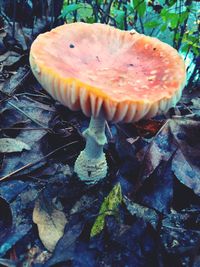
left=0, top=10, right=200, bottom=267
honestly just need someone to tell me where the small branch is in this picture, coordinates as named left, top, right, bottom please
left=105, top=122, right=113, bottom=139
left=7, top=101, right=52, bottom=132
left=12, top=0, right=16, bottom=38
left=0, top=141, right=79, bottom=182
left=0, top=127, right=51, bottom=131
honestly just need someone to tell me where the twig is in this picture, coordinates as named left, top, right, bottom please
left=0, top=141, right=79, bottom=182
left=105, top=121, right=113, bottom=139
left=7, top=101, right=53, bottom=133
left=12, top=0, right=16, bottom=38
left=114, top=123, right=130, bottom=138
left=0, top=127, right=51, bottom=131
left=16, top=92, right=51, bottom=99
left=181, top=103, right=193, bottom=114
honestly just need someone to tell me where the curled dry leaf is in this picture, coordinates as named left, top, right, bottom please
left=33, top=198, right=67, bottom=252
left=0, top=138, right=30, bottom=153
left=139, top=116, right=200, bottom=197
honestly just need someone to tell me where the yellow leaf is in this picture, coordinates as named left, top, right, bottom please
left=33, top=198, right=67, bottom=252
left=90, top=183, right=122, bottom=238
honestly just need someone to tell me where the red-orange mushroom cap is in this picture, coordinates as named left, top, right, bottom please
left=30, top=22, right=186, bottom=122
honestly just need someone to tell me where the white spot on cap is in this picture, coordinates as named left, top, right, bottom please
left=162, top=75, right=168, bottom=81
left=164, top=69, right=170, bottom=73
left=148, top=75, right=156, bottom=81
left=150, top=70, right=157, bottom=74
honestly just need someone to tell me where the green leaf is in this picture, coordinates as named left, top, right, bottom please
left=167, top=0, right=177, bottom=7
left=97, top=0, right=104, bottom=4
left=144, top=20, right=160, bottom=29
left=60, top=4, right=80, bottom=19
left=192, top=47, right=200, bottom=56
left=160, top=23, right=167, bottom=32
left=174, top=32, right=180, bottom=41
left=181, top=43, right=190, bottom=53
left=60, top=3, right=93, bottom=21
left=169, top=13, right=179, bottom=29
left=125, top=3, right=135, bottom=13
left=132, top=0, right=146, bottom=17
left=90, top=183, right=122, bottom=238
left=179, top=11, right=189, bottom=24
left=77, top=3, right=93, bottom=20
left=160, top=7, right=169, bottom=21
left=113, top=9, right=125, bottom=30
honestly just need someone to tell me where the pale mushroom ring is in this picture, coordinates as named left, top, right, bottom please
left=30, top=22, right=186, bottom=122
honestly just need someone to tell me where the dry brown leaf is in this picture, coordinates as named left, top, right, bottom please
left=33, top=199, right=67, bottom=252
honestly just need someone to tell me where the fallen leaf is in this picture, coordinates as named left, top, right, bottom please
left=70, top=194, right=97, bottom=215
left=33, top=196, right=67, bottom=252
left=0, top=180, right=38, bottom=257
left=170, top=117, right=200, bottom=196
left=136, top=159, right=174, bottom=213
left=160, top=207, right=200, bottom=265
left=0, top=258, right=17, bottom=267
left=138, top=119, right=176, bottom=183
left=45, top=217, right=84, bottom=267
left=123, top=196, right=159, bottom=229
left=191, top=97, right=200, bottom=110
left=90, top=183, right=122, bottom=237
left=102, top=216, right=158, bottom=266
left=0, top=138, right=30, bottom=153
left=2, top=66, right=30, bottom=95
left=137, top=116, right=200, bottom=203
left=134, top=119, right=165, bottom=138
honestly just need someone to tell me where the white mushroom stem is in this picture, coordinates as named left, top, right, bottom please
left=74, top=115, right=108, bottom=184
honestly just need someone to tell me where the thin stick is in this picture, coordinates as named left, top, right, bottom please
left=0, top=141, right=79, bottom=182
left=0, top=127, right=51, bottom=131
left=12, top=0, right=16, bottom=38
left=7, top=102, right=52, bottom=132
left=105, top=121, right=113, bottom=139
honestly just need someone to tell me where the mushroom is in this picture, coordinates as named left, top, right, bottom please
left=30, top=22, right=186, bottom=184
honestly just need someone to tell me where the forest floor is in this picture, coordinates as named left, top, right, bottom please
left=0, top=18, right=200, bottom=267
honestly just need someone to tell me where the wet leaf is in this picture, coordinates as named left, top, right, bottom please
left=0, top=180, right=38, bottom=257
left=137, top=159, right=174, bottom=213
left=139, top=120, right=176, bottom=184
left=0, top=138, right=30, bottom=153
left=123, top=196, right=159, bottom=229
left=70, top=194, right=97, bottom=215
left=33, top=197, right=67, bottom=252
left=138, top=116, right=200, bottom=201
left=170, top=117, right=200, bottom=196
left=90, top=183, right=122, bottom=237
left=191, top=97, right=200, bottom=110
left=103, top=216, right=158, bottom=266
left=2, top=66, right=30, bottom=95
left=160, top=207, right=200, bottom=265
left=45, top=217, right=84, bottom=267
left=0, top=258, right=17, bottom=267
left=134, top=119, right=165, bottom=138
